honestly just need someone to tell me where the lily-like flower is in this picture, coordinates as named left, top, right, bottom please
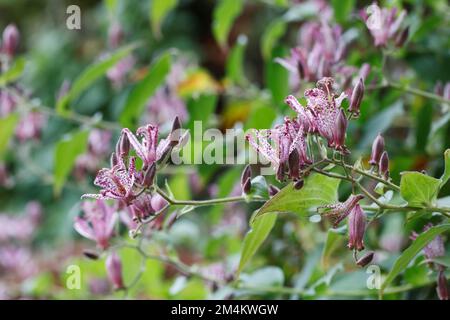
left=122, top=124, right=172, bottom=169
left=347, top=204, right=366, bottom=251
left=363, top=4, right=406, bottom=47
left=74, top=200, right=117, bottom=249
left=319, top=194, right=364, bottom=228
left=106, top=252, right=125, bottom=290
left=81, top=156, right=137, bottom=203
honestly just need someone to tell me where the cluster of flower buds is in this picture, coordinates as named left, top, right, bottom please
left=1, top=24, right=19, bottom=58
left=411, top=224, right=448, bottom=300
left=369, top=133, right=389, bottom=179
left=247, top=78, right=354, bottom=183
left=362, top=4, right=408, bottom=47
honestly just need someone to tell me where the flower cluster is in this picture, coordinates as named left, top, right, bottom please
left=247, top=77, right=358, bottom=183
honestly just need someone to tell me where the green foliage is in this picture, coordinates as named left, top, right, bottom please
left=212, top=0, right=244, bottom=48
left=0, top=113, right=19, bottom=159
left=400, top=171, right=441, bottom=207
left=57, top=44, right=137, bottom=114
left=0, top=57, right=26, bottom=86
left=120, top=52, right=171, bottom=127
left=226, top=35, right=248, bottom=85
left=150, top=0, right=178, bottom=38
left=53, top=130, right=89, bottom=196
left=381, top=224, right=450, bottom=295
left=261, top=20, right=287, bottom=61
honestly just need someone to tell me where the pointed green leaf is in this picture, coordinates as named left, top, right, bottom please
left=57, top=44, right=137, bottom=114
left=440, top=149, right=450, bottom=188
left=381, top=224, right=450, bottom=294
left=0, top=57, right=26, bottom=86
left=150, top=0, right=178, bottom=38
left=0, top=113, right=19, bottom=159
left=238, top=212, right=277, bottom=274
left=400, top=171, right=441, bottom=207
left=54, top=130, right=89, bottom=196
left=120, top=52, right=171, bottom=127
left=226, top=35, right=247, bottom=85
left=212, top=0, right=244, bottom=48
left=261, top=19, right=287, bottom=60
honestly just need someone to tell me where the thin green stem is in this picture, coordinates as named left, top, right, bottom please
left=388, top=82, right=450, bottom=105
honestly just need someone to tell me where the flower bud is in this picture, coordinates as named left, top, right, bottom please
left=358, top=63, right=371, bottom=82
left=348, top=204, right=366, bottom=251
left=395, top=27, right=409, bottom=47
left=268, top=184, right=280, bottom=197
left=369, top=134, right=385, bottom=166
left=276, top=163, right=286, bottom=182
left=437, top=269, right=449, bottom=300
left=83, top=250, right=99, bottom=260
left=293, top=179, right=304, bottom=190
left=110, top=152, right=118, bottom=167
left=108, top=22, right=123, bottom=48
left=170, top=116, right=182, bottom=147
left=2, top=24, right=19, bottom=57
left=240, top=165, right=252, bottom=194
left=444, top=83, right=450, bottom=101
left=356, top=251, right=374, bottom=267
left=333, top=108, right=347, bottom=150
left=142, top=163, right=156, bottom=188
left=379, top=151, right=389, bottom=178
left=348, top=78, right=364, bottom=115
left=288, top=149, right=300, bottom=179
left=116, top=132, right=130, bottom=157
left=106, top=252, right=125, bottom=290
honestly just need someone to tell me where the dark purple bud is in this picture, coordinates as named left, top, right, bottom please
left=288, top=149, right=300, bottom=179
left=276, top=163, right=286, bottom=182
left=106, top=252, right=125, bottom=290
left=333, top=108, right=348, bottom=150
left=268, top=184, right=280, bottom=197
left=434, top=81, right=444, bottom=96
left=2, top=24, right=19, bottom=57
left=369, top=134, right=385, bottom=166
left=349, top=78, right=364, bottom=115
left=242, top=177, right=251, bottom=194
left=356, top=251, right=374, bottom=267
left=110, top=152, right=118, bottom=167
left=83, top=250, right=99, bottom=260
left=116, top=132, right=130, bottom=157
left=170, top=116, right=182, bottom=147
left=348, top=204, right=366, bottom=251
left=293, top=179, right=304, bottom=190
left=395, top=27, right=409, bottom=47
left=379, top=151, right=389, bottom=178
left=437, top=269, right=449, bottom=300
left=142, top=163, right=156, bottom=187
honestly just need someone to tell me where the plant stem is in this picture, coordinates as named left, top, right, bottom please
left=388, top=82, right=450, bottom=105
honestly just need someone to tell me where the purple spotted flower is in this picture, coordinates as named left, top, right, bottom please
left=81, top=155, right=137, bottom=203
left=363, top=3, right=406, bottom=47
left=319, top=194, right=365, bottom=228
left=74, top=200, right=117, bottom=250
left=122, top=124, right=172, bottom=170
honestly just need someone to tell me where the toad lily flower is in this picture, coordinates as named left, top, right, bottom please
left=74, top=200, right=117, bottom=249
left=363, top=4, right=406, bottom=47
left=81, top=155, right=137, bottom=203
left=319, top=194, right=364, bottom=228
left=122, top=120, right=183, bottom=170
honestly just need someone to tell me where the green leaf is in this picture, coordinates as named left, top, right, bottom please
left=440, top=149, right=450, bottom=188
left=57, top=44, right=137, bottom=114
left=53, top=130, right=89, bottom=196
left=120, top=52, right=171, bottom=127
left=0, top=113, right=19, bottom=159
left=265, top=46, right=289, bottom=104
left=244, top=101, right=276, bottom=130
left=238, top=212, right=277, bottom=274
left=381, top=224, right=450, bottom=294
left=212, top=0, right=244, bottom=48
left=261, top=19, right=287, bottom=60
left=0, top=57, right=26, bottom=87
left=321, top=229, right=344, bottom=269
left=186, top=93, right=217, bottom=132
left=226, top=35, right=247, bottom=85
left=331, top=0, right=355, bottom=24
left=253, top=173, right=340, bottom=221
left=150, top=0, right=178, bottom=38
left=400, top=171, right=441, bottom=207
